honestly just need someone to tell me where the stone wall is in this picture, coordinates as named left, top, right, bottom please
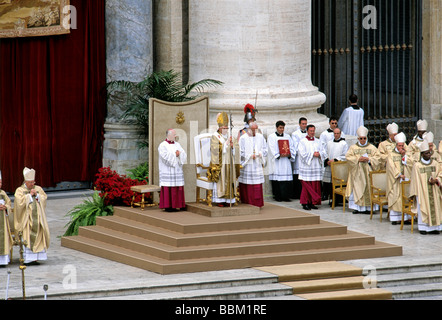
left=422, top=0, right=442, bottom=143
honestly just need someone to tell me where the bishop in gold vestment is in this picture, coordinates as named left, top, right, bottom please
left=409, top=141, right=442, bottom=234
left=346, top=126, right=381, bottom=214
left=386, top=133, right=414, bottom=224
left=0, top=173, right=13, bottom=267
left=14, top=168, right=50, bottom=265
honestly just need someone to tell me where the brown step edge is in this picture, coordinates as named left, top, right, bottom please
left=76, top=226, right=378, bottom=260
left=61, top=236, right=402, bottom=275
left=296, top=288, right=392, bottom=300
left=96, top=215, right=349, bottom=247
left=283, top=276, right=367, bottom=294
left=113, top=204, right=320, bottom=234
left=256, top=261, right=364, bottom=282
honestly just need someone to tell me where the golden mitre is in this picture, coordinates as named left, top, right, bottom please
left=216, top=112, right=229, bottom=127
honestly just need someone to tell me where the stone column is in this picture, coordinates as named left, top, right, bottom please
left=188, top=0, right=328, bottom=136
left=422, top=0, right=442, bottom=142
left=104, top=0, right=153, bottom=174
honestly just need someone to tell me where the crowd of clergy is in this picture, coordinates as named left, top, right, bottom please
left=158, top=95, right=442, bottom=236
left=1, top=168, right=50, bottom=267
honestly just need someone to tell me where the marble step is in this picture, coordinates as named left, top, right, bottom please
left=21, top=269, right=281, bottom=300
left=85, top=283, right=294, bottom=300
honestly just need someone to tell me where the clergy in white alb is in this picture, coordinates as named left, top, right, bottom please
left=298, top=125, right=327, bottom=210
left=386, top=132, right=414, bottom=224
left=409, top=141, right=442, bottom=234
left=14, top=167, right=50, bottom=265
left=207, top=112, right=240, bottom=206
left=268, top=121, right=296, bottom=202
left=322, top=128, right=349, bottom=203
left=0, top=172, right=13, bottom=267
left=378, top=122, right=399, bottom=168
left=338, top=94, right=364, bottom=136
left=345, top=126, right=381, bottom=214
left=291, top=117, right=308, bottom=199
left=319, top=117, right=343, bottom=149
left=158, top=129, right=187, bottom=212
left=238, top=122, right=267, bottom=208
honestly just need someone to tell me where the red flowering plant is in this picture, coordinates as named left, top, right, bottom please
left=94, top=167, right=147, bottom=206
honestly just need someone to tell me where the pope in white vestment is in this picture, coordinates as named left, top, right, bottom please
left=14, top=167, right=50, bottom=265
left=238, top=122, right=267, bottom=208
left=158, top=129, right=187, bottom=211
left=207, top=112, right=240, bottom=206
left=268, top=121, right=296, bottom=202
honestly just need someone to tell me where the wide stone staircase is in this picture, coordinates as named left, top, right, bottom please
left=61, top=203, right=402, bottom=275
left=368, top=259, right=442, bottom=300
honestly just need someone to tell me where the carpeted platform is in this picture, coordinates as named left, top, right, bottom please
left=61, top=203, right=402, bottom=275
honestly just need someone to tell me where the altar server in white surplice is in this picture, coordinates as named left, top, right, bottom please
left=268, top=121, right=296, bottom=202
left=291, top=117, right=308, bottom=199
left=322, top=128, right=349, bottom=203
left=338, top=94, right=364, bottom=136
left=158, top=129, right=187, bottom=212
left=298, top=125, right=327, bottom=211
left=238, top=122, right=267, bottom=208
left=319, top=117, right=343, bottom=149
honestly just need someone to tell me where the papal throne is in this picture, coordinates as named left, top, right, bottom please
left=194, top=133, right=214, bottom=207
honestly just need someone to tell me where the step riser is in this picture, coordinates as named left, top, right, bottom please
left=114, top=207, right=320, bottom=234
left=366, top=265, right=442, bottom=276
left=96, top=217, right=349, bottom=247
left=392, top=290, right=442, bottom=300
left=78, top=227, right=377, bottom=260
left=379, top=277, right=442, bottom=288
left=61, top=236, right=402, bottom=275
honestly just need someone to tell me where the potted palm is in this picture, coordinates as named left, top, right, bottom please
left=106, top=69, right=223, bottom=149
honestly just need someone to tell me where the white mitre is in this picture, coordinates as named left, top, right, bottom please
left=395, top=132, right=407, bottom=143
left=418, top=140, right=430, bottom=153
left=387, top=123, right=399, bottom=135
left=23, top=167, right=36, bottom=181
left=356, top=126, right=369, bottom=138
left=423, top=132, right=434, bottom=143
left=417, top=119, right=428, bottom=131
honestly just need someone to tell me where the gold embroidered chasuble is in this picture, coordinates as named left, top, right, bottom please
left=345, top=143, right=381, bottom=207
left=386, top=150, right=414, bottom=212
left=0, top=190, right=13, bottom=256
left=409, top=159, right=442, bottom=227
left=207, top=132, right=240, bottom=199
left=14, top=185, right=50, bottom=253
